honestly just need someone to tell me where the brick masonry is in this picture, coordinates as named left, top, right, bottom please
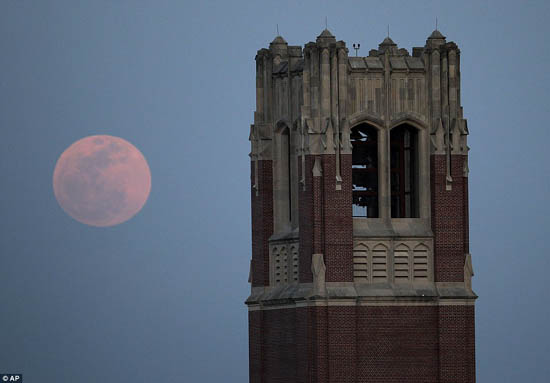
left=438, top=305, right=476, bottom=383
left=297, top=154, right=354, bottom=283
left=431, top=155, right=469, bottom=282
left=298, top=155, right=314, bottom=283
left=249, top=305, right=475, bottom=383
left=251, top=160, right=273, bottom=287
left=322, top=154, right=353, bottom=283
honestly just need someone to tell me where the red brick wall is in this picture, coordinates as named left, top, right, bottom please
left=262, top=309, right=298, bottom=383
left=251, top=160, right=273, bottom=287
left=248, top=311, right=262, bottom=383
left=298, top=155, right=314, bottom=283
left=298, top=153, right=354, bottom=283
left=312, top=156, right=323, bottom=256
left=357, top=306, right=440, bottom=383
left=327, top=306, right=356, bottom=382
left=322, top=154, right=353, bottom=282
left=309, top=306, right=328, bottom=383
left=295, top=307, right=309, bottom=383
left=438, top=305, right=476, bottom=383
left=431, top=154, right=469, bottom=282
left=462, top=159, right=470, bottom=260
left=248, top=307, right=310, bottom=383
left=249, top=305, right=476, bottom=383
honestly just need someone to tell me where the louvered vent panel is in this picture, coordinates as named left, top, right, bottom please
left=413, top=246, right=429, bottom=281
left=394, top=247, right=410, bottom=282
left=372, top=246, right=388, bottom=282
left=353, top=248, right=369, bottom=282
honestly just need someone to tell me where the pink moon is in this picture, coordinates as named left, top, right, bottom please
left=53, top=135, right=151, bottom=227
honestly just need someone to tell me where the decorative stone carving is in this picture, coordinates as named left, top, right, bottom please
left=458, top=118, right=469, bottom=154
left=450, top=118, right=469, bottom=155
left=432, top=118, right=445, bottom=154
left=322, top=117, right=335, bottom=154
left=311, top=253, right=327, bottom=297
left=451, top=118, right=460, bottom=151
left=340, top=118, right=352, bottom=154
left=270, top=241, right=299, bottom=286
left=249, top=122, right=273, bottom=160
left=445, top=174, right=453, bottom=191
left=312, top=157, right=322, bottom=177
left=305, top=117, right=315, bottom=134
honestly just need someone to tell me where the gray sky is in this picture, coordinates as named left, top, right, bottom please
left=1, top=0, right=549, bottom=382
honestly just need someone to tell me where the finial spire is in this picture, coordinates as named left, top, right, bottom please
left=436, top=17, right=438, bottom=30
left=276, top=23, right=279, bottom=36
left=325, top=16, right=328, bottom=30
left=387, top=24, right=390, bottom=37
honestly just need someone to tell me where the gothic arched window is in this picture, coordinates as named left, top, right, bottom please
left=273, top=123, right=299, bottom=233
left=351, top=124, right=378, bottom=218
left=390, top=124, right=419, bottom=218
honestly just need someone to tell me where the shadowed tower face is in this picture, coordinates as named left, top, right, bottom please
left=247, top=28, right=476, bottom=383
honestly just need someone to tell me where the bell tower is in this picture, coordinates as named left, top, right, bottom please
left=247, top=28, right=476, bottom=383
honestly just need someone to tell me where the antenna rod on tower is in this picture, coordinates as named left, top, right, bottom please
left=277, top=23, right=279, bottom=36
left=436, top=17, right=438, bottom=30
left=353, top=43, right=360, bottom=57
left=387, top=24, right=390, bottom=37
left=325, top=16, right=328, bottom=29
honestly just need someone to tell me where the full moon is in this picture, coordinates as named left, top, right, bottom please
left=53, top=135, right=151, bottom=227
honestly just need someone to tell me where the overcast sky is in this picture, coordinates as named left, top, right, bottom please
left=1, top=1, right=549, bottom=382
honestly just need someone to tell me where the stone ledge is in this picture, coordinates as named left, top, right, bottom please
left=246, top=281, right=476, bottom=306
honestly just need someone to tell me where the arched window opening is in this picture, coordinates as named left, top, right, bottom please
left=390, top=124, right=419, bottom=218
left=351, top=124, right=378, bottom=218
left=273, top=123, right=298, bottom=233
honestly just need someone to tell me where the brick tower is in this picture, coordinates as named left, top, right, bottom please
left=247, top=28, right=476, bottom=383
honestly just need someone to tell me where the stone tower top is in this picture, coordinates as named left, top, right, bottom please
left=317, top=28, right=335, bottom=39
left=247, top=27, right=476, bottom=382
left=426, top=29, right=447, bottom=48
left=377, top=35, right=398, bottom=54
left=428, top=29, right=446, bottom=40
left=379, top=36, right=397, bottom=46
left=270, top=35, right=287, bottom=45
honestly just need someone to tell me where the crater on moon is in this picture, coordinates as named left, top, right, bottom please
left=53, top=135, right=151, bottom=227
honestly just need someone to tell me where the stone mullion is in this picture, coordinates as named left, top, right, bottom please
left=418, top=127, right=431, bottom=219
left=378, top=127, right=390, bottom=219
